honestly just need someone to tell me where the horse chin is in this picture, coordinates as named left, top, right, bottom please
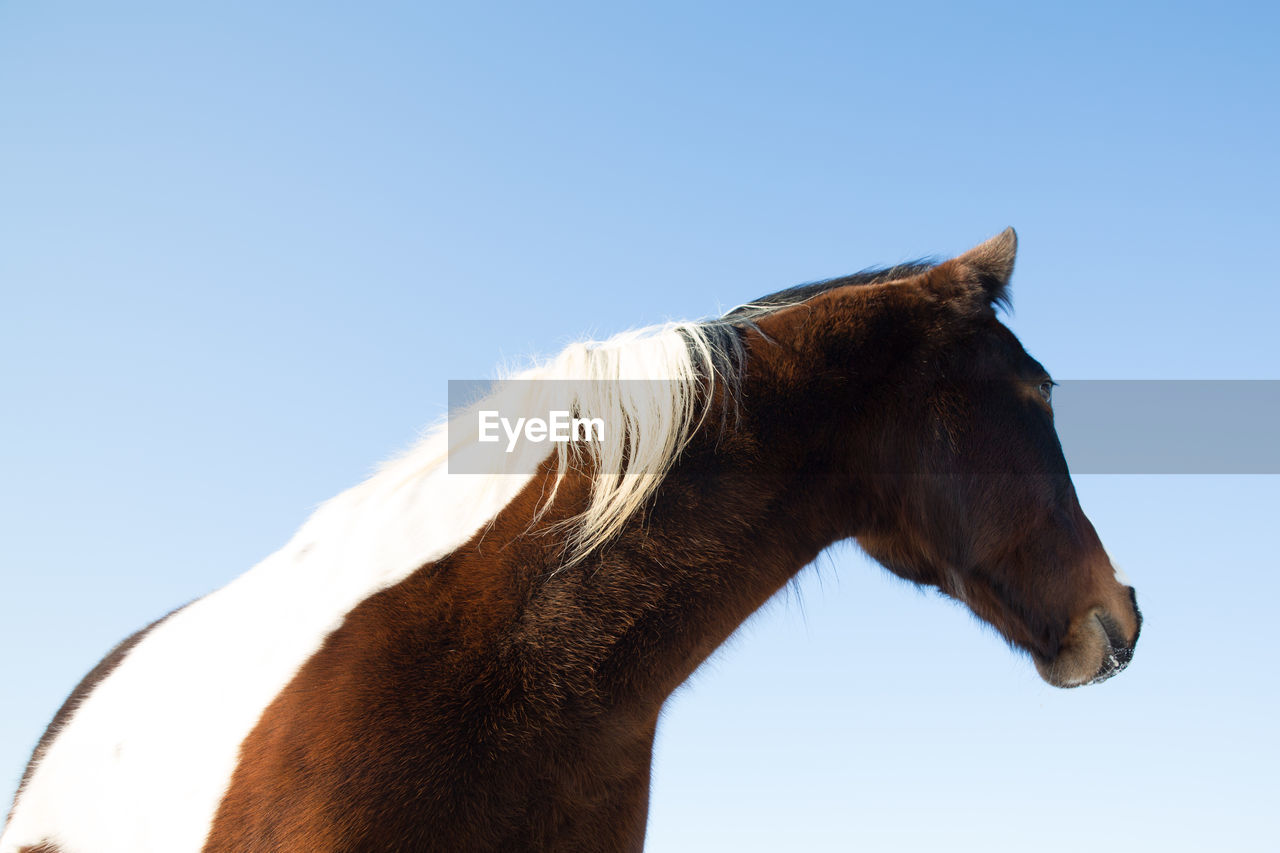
left=1034, top=607, right=1139, bottom=689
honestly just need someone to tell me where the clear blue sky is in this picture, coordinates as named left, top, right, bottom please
left=1, top=2, right=1276, bottom=850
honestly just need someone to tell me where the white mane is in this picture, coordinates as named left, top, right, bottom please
left=384, top=317, right=744, bottom=564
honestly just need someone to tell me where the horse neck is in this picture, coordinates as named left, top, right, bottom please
left=454, top=291, right=925, bottom=721
left=497, top=369, right=851, bottom=719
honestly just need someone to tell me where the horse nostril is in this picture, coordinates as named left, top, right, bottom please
left=1096, top=611, right=1127, bottom=652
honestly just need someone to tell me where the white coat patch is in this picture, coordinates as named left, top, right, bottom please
left=1, top=318, right=730, bottom=853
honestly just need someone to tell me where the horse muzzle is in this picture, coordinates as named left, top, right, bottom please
left=1035, top=589, right=1142, bottom=688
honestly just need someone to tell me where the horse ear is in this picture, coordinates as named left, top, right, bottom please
left=949, top=227, right=1017, bottom=309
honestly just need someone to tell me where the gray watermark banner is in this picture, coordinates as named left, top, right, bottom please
left=446, top=379, right=1280, bottom=475
left=1053, top=380, right=1279, bottom=474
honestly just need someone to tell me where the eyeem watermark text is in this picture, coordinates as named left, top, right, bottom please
left=478, top=410, right=605, bottom=452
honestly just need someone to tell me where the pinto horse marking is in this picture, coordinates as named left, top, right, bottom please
left=1, top=230, right=1141, bottom=852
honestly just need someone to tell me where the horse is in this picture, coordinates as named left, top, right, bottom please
left=0, top=229, right=1141, bottom=853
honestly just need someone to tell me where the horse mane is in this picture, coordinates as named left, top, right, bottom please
left=357, top=261, right=940, bottom=570
left=721, top=261, right=936, bottom=319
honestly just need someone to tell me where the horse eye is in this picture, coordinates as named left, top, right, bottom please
left=1038, top=381, right=1053, bottom=404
